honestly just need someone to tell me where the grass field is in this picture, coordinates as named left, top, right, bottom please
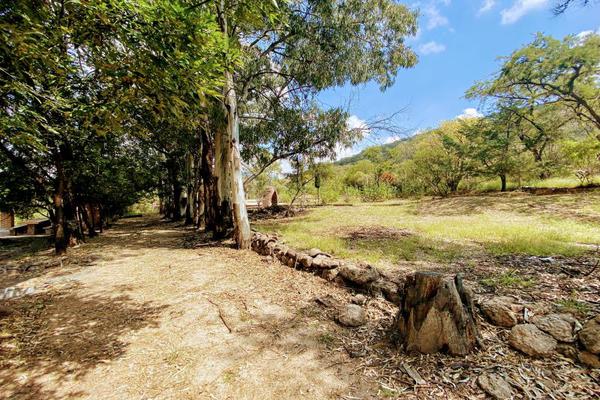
left=253, top=190, right=600, bottom=268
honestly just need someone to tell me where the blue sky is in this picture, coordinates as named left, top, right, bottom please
left=317, top=0, right=600, bottom=159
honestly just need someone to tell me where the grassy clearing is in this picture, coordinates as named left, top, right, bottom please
left=254, top=191, right=600, bottom=266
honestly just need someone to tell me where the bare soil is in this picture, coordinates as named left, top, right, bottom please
left=0, top=217, right=374, bottom=400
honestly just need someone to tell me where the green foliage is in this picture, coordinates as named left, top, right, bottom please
left=480, top=270, right=536, bottom=289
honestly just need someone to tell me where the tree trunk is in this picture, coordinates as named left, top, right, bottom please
left=53, top=155, right=69, bottom=255
left=216, top=3, right=251, bottom=248
left=223, top=69, right=251, bottom=249
left=85, top=204, right=98, bottom=237
left=214, top=120, right=233, bottom=236
left=500, top=174, right=507, bottom=192
left=200, top=128, right=218, bottom=233
left=395, top=271, right=480, bottom=356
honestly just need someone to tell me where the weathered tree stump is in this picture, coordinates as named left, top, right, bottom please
left=395, top=272, right=479, bottom=355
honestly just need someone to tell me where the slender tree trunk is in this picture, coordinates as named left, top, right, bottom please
left=215, top=3, right=251, bottom=247
left=53, top=154, right=70, bottom=254
left=223, top=69, right=251, bottom=248
left=500, top=174, right=507, bottom=192
left=85, top=204, right=98, bottom=237
left=214, top=120, right=233, bottom=236
left=200, top=128, right=219, bottom=233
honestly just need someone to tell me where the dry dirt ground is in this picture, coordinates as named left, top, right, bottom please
left=0, top=217, right=376, bottom=400
left=2, top=217, right=599, bottom=399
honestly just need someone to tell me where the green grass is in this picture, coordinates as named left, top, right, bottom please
left=254, top=191, right=600, bottom=267
left=480, top=270, right=536, bottom=289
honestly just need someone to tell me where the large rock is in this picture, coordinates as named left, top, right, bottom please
left=369, top=279, right=401, bottom=304
left=508, top=324, right=557, bottom=357
left=479, top=297, right=519, bottom=328
left=579, top=315, right=600, bottom=354
left=338, top=263, right=379, bottom=286
left=337, top=304, right=366, bottom=327
left=532, top=313, right=580, bottom=342
left=477, top=373, right=515, bottom=399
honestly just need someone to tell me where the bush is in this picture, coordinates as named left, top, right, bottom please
left=360, top=183, right=396, bottom=202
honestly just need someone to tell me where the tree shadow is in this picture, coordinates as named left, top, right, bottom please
left=0, top=288, right=167, bottom=399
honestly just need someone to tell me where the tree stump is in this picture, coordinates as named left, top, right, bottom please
left=395, top=271, right=479, bottom=355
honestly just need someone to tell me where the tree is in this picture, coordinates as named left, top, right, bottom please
left=468, top=33, right=600, bottom=130
left=0, top=0, right=225, bottom=253
left=210, top=0, right=418, bottom=248
left=411, top=120, right=478, bottom=196
left=463, top=112, right=523, bottom=191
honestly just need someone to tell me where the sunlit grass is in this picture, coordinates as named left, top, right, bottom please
left=254, top=191, right=600, bottom=265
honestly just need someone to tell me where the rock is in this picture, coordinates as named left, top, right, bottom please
left=337, top=304, right=366, bottom=327
left=369, top=279, right=401, bottom=305
left=477, top=373, right=515, bottom=399
left=338, top=263, right=379, bottom=286
left=321, top=268, right=339, bottom=281
left=479, top=298, right=519, bottom=328
left=508, top=324, right=557, bottom=357
left=579, top=315, right=600, bottom=354
left=532, top=313, right=579, bottom=342
left=351, top=294, right=367, bottom=305
left=308, top=248, right=329, bottom=258
left=286, top=256, right=296, bottom=268
left=296, top=253, right=312, bottom=269
left=579, top=351, right=600, bottom=369
left=556, top=343, right=578, bottom=361
left=311, top=255, right=339, bottom=269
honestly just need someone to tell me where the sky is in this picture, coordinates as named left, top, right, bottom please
left=317, top=0, right=600, bottom=160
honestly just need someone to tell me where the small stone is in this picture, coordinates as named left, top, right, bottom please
left=308, top=248, right=329, bottom=258
left=338, top=263, right=379, bottom=286
left=311, top=255, right=338, bottom=269
left=479, top=298, right=518, bottom=328
left=351, top=294, right=367, bottom=305
left=477, top=373, right=515, bottom=399
left=579, top=351, right=600, bottom=369
left=337, top=304, right=366, bottom=327
left=508, top=324, right=557, bottom=357
left=532, top=313, right=579, bottom=342
left=579, top=315, right=600, bottom=354
left=321, top=268, right=339, bottom=281
left=556, top=343, right=578, bottom=361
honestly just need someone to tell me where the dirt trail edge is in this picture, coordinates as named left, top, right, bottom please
left=1, top=217, right=374, bottom=400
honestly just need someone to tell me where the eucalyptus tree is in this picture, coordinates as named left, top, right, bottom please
left=207, top=0, right=418, bottom=248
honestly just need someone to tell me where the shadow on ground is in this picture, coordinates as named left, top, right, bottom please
left=0, top=287, right=166, bottom=399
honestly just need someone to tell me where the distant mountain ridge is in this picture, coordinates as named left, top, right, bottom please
left=335, top=137, right=408, bottom=165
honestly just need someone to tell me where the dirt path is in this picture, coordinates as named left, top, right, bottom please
left=1, top=217, right=373, bottom=400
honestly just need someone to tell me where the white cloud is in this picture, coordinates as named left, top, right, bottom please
left=457, top=108, right=483, bottom=119
left=384, top=135, right=401, bottom=144
left=334, top=143, right=365, bottom=161
left=346, top=115, right=369, bottom=133
left=478, top=0, right=496, bottom=15
left=576, top=27, right=600, bottom=42
left=419, top=41, right=446, bottom=55
left=423, top=5, right=449, bottom=30
left=500, top=0, right=548, bottom=25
